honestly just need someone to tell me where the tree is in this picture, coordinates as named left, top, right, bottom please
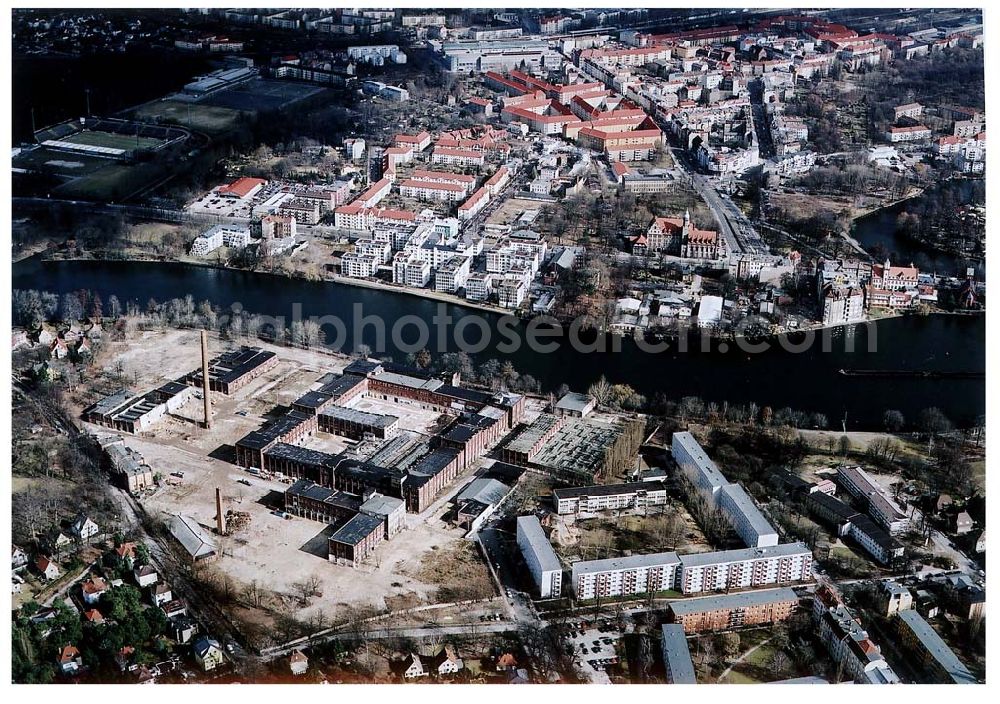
left=838, top=435, right=852, bottom=457
left=883, top=409, right=905, bottom=432
left=58, top=293, right=83, bottom=323
left=588, top=376, right=613, bottom=407
left=107, top=295, right=122, bottom=319
left=719, top=632, right=741, bottom=660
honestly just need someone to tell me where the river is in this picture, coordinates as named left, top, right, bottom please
left=851, top=180, right=985, bottom=277
left=12, top=256, right=985, bottom=430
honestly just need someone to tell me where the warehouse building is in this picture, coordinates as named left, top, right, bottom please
left=187, top=346, right=278, bottom=394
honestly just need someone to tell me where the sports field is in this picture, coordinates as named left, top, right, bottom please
left=63, top=129, right=166, bottom=151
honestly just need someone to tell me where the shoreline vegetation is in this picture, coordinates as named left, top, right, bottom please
left=33, top=247, right=978, bottom=344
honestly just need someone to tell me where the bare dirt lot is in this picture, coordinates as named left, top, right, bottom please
left=85, top=329, right=493, bottom=621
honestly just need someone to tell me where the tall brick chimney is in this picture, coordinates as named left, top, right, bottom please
left=200, top=330, right=212, bottom=429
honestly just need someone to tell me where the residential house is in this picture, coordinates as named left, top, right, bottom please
left=403, top=653, right=427, bottom=678
left=84, top=609, right=105, bottom=625
left=151, top=582, right=173, bottom=606
left=36, top=555, right=60, bottom=581
left=46, top=531, right=73, bottom=554
left=12, top=545, right=29, bottom=572
left=71, top=515, right=100, bottom=542
left=289, top=650, right=309, bottom=676
left=953, top=511, right=974, bottom=535
left=59, top=645, right=83, bottom=674
left=113, top=542, right=138, bottom=569
left=81, top=577, right=110, bottom=605
left=496, top=652, right=518, bottom=671
left=436, top=644, right=464, bottom=676
left=192, top=636, right=225, bottom=672
left=172, top=616, right=199, bottom=644
left=160, top=598, right=186, bottom=619
left=133, top=564, right=159, bottom=588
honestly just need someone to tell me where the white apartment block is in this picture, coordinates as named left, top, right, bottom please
left=886, top=125, right=932, bottom=143
left=399, top=178, right=468, bottom=202
left=497, top=276, right=527, bottom=309
left=341, top=252, right=379, bottom=278
left=190, top=224, right=251, bottom=256
left=676, top=543, right=812, bottom=595
left=434, top=256, right=471, bottom=293
left=821, top=287, right=865, bottom=325
left=431, top=147, right=486, bottom=167
left=571, top=526, right=806, bottom=600
left=672, top=431, right=727, bottom=498
left=837, top=465, right=910, bottom=534
left=573, top=552, right=681, bottom=601
left=552, top=482, right=668, bottom=515
left=464, top=272, right=495, bottom=302
left=516, top=516, right=563, bottom=598
left=718, top=483, right=779, bottom=548
left=392, top=254, right=432, bottom=288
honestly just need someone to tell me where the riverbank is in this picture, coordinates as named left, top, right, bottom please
left=39, top=247, right=517, bottom=318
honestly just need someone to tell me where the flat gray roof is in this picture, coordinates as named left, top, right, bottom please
left=516, top=516, right=561, bottom=573
left=678, top=542, right=811, bottom=568
left=660, top=624, right=697, bottom=684
left=668, top=587, right=799, bottom=616
left=360, top=493, right=404, bottom=517
left=553, top=481, right=665, bottom=501
left=720, top=483, right=777, bottom=537
left=897, top=609, right=977, bottom=684
left=330, top=513, right=384, bottom=546
left=672, top=431, right=727, bottom=488
left=554, top=392, right=594, bottom=412
left=573, top=550, right=680, bottom=577
left=457, top=478, right=510, bottom=507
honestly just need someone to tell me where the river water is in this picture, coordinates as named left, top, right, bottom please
left=851, top=180, right=985, bottom=277
left=12, top=256, right=985, bottom=429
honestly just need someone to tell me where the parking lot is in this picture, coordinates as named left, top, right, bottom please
left=559, top=623, right=622, bottom=683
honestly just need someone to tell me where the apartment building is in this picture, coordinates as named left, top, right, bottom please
left=672, top=431, right=727, bottom=498
left=394, top=132, right=432, bottom=152
left=895, top=609, right=977, bottom=684
left=886, top=125, right=932, bottom=142
left=837, top=465, right=910, bottom=534
left=717, top=483, right=779, bottom=547
left=815, top=594, right=900, bottom=684
left=573, top=552, right=682, bottom=601
left=340, top=251, right=379, bottom=278
left=893, top=102, right=924, bottom=121
left=496, top=276, right=528, bottom=309
left=434, top=256, right=471, bottom=293
left=552, top=482, right=667, bottom=515
left=677, top=543, right=812, bottom=594
left=464, top=272, right=495, bottom=302
left=660, top=625, right=697, bottom=683
left=458, top=188, right=490, bottom=220
left=392, top=254, right=432, bottom=288
left=516, top=516, right=563, bottom=598
left=821, top=286, right=865, bottom=325
left=431, top=146, right=486, bottom=167
left=399, top=178, right=469, bottom=202
left=667, top=587, right=800, bottom=633
left=190, top=224, right=251, bottom=256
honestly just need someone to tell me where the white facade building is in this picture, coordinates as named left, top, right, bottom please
left=516, top=516, right=563, bottom=598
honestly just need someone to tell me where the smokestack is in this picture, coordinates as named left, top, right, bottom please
left=201, top=330, right=212, bottom=429
left=216, top=487, right=226, bottom=536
